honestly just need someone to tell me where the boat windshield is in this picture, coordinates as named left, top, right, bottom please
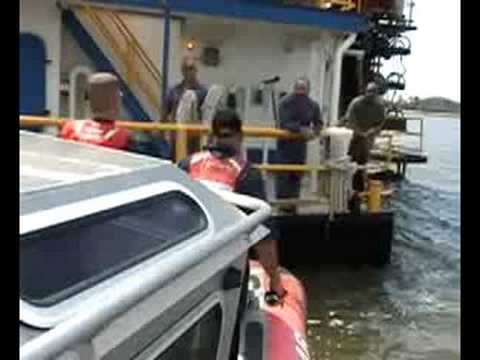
left=20, top=191, right=208, bottom=307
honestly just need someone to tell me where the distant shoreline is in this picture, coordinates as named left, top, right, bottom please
left=399, top=97, right=460, bottom=116
left=404, top=110, right=460, bottom=119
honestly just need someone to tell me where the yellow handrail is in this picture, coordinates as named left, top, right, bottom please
left=20, top=115, right=393, bottom=211
left=95, top=9, right=161, bottom=108
left=105, top=10, right=162, bottom=117
left=108, top=12, right=161, bottom=83
left=19, top=115, right=304, bottom=140
left=366, top=179, right=382, bottom=213
left=79, top=4, right=162, bottom=117
left=82, top=4, right=160, bottom=81
left=256, top=164, right=328, bottom=173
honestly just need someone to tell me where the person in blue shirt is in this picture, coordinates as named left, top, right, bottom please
left=276, top=77, right=323, bottom=210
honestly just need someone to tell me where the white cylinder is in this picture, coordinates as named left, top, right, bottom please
left=329, top=33, right=357, bottom=126
left=324, top=127, right=354, bottom=161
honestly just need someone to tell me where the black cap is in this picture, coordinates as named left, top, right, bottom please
left=211, top=109, right=242, bottom=138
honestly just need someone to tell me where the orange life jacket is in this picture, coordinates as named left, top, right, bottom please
left=60, top=119, right=130, bottom=150
left=189, top=151, right=247, bottom=191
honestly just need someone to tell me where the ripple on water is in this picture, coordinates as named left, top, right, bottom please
left=305, top=117, right=460, bottom=359
left=304, top=183, right=460, bottom=359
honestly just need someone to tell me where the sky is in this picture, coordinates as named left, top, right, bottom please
left=382, top=0, right=461, bottom=102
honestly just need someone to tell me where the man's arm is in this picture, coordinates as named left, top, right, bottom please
left=366, top=102, right=387, bottom=137
left=160, top=107, right=169, bottom=124
left=236, top=166, right=267, bottom=201
left=197, top=85, right=209, bottom=107
left=236, top=167, right=278, bottom=239
left=367, top=121, right=385, bottom=138
left=344, top=99, right=366, bottom=136
left=159, top=88, right=176, bottom=144
left=344, top=99, right=357, bottom=128
left=312, top=102, right=323, bottom=133
left=161, top=88, right=175, bottom=122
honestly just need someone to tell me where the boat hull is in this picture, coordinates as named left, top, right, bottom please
left=241, top=261, right=310, bottom=360
left=273, top=212, right=394, bottom=267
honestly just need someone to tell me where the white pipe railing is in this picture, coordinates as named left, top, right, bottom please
left=329, top=33, right=357, bottom=126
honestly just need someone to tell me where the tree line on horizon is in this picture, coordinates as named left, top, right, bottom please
left=393, top=95, right=460, bottom=113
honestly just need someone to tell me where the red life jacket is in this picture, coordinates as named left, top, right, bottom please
left=60, top=119, right=130, bottom=150
left=189, top=151, right=247, bottom=191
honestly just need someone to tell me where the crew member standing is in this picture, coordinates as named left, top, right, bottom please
left=178, top=109, right=286, bottom=302
left=162, top=56, right=208, bottom=157
left=277, top=77, right=323, bottom=210
left=344, top=82, right=386, bottom=191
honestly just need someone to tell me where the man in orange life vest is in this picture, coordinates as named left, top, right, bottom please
left=60, top=73, right=131, bottom=149
left=178, top=109, right=286, bottom=301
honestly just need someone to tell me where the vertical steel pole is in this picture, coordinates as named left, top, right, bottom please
left=161, top=0, right=170, bottom=103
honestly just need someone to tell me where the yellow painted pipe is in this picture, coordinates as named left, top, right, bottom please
left=20, top=116, right=65, bottom=128
left=19, top=116, right=307, bottom=140
left=175, top=129, right=188, bottom=162
left=367, top=180, right=383, bottom=213
left=357, top=0, right=363, bottom=12
left=254, top=163, right=328, bottom=173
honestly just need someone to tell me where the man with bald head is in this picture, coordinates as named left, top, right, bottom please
left=344, top=82, right=386, bottom=156
left=60, top=72, right=131, bottom=150
left=344, top=83, right=386, bottom=160
left=276, top=77, right=323, bottom=207
left=344, top=82, right=386, bottom=192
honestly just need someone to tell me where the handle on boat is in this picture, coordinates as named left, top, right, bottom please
left=203, top=187, right=273, bottom=244
left=205, top=186, right=271, bottom=215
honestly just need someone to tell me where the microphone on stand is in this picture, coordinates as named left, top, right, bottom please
left=261, top=76, right=281, bottom=85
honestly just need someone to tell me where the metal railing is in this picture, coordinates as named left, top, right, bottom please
left=375, top=115, right=425, bottom=170
left=403, top=116, right=424, bottom=153
left=19, top=115, right=303, bottom=140
left=19, top=115, right=392, bottom=214
left=76, top=2, right=162, bottom=119
left=284, top=0, right=360, bottom=12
